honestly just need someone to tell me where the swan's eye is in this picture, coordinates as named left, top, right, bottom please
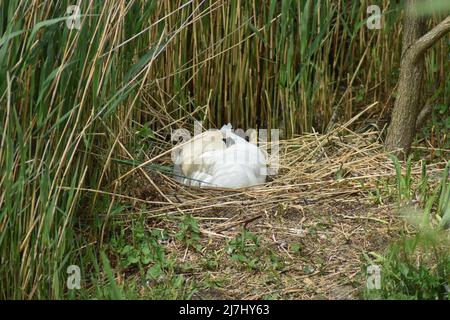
left=245, top=136, right=250, bottom=142
left=222, top=138, right=227, bottom=144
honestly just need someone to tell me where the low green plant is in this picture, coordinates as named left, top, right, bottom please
left=390, top=154, right=414, bottom=203
left=226, top=229, right=285, bottom=272
left=364, top=230, right=450, bottom=300
left=112, top=220, right=172, bottom=282
left=364, top=162, right=450, bottom=300
left=176, top=214, right=202, bottom=251
left=419, top=103, right=450, bottom=155
left=226, top=229, right=261, bottom=270
left=436, top=162, right=450, bottom=228
left=84, top=220, right=198, bottom=299
left=100, top=252, right=125, bottom=300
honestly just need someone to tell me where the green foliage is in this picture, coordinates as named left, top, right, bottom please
left=437, top=162, right=450, bottom=228
left=176, top=214, right=202, bottom=251
left=365, top=162, right=450, bottom=300
left=289, top=243, right=302, bottom=254
left=364, top=230, right=450, bottom=300
left=112, top=221, right=172, bottom=282
left=414, top=0, right=450, bottom=15
left=100, top=252, right=124, bottom=300
left=226, top=229, right=261, bottom=270
left=390, top=154, right=414, bottom=203
left=419, top=103, right=450, bottom=154
left=90, top=220, right=197, bottom=300
left=226, top=229, right=285, bottom=272
left=0, top=0, right=159, bottom=298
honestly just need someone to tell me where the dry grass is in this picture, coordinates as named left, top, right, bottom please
left=103, top=106, right=448, bottom=299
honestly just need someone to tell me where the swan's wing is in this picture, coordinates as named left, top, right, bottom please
left=179, top=150, right=226, bottom=187
left=221, top=127, right=267, bottom=170
left=176, top=130, right=268, bottom=188
left=172, top=163, right=185, bottom=183
left=207, top=164, right=261, bottom=188
left=188, top=171, right=216, bottom=187
left=204, top=146, right=266, bottom=188
left=224, top=144, right=267, bottom=175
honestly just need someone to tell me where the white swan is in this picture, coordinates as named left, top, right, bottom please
left=174, top=124, right=267, bottom=188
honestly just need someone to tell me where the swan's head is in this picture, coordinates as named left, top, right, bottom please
left=179, top=130, right=225, bottom=176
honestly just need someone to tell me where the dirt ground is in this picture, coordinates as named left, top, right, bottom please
left=160, top=199, right=400, bottom=299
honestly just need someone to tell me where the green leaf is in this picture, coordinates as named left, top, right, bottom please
left=146, top=263, right=162, bottom=280
left=100, top=252, right=123, bottom=300
left=290, top=243, right=301, bottom=253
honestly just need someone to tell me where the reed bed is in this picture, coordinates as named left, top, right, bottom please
left=0, top=0, right=448, bottom=299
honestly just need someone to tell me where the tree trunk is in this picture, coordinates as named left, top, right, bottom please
left=385, top=1, right=450, bottom=158
left=385, top=0, right=426, bottom=158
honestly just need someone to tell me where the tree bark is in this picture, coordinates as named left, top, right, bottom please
left=385, top=0, right=450, bottom=158
left=385, top=1, right=426, bottom=158
left=415, top=103, right=433, bottom=130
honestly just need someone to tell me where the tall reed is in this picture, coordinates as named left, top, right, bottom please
left=0, top=0, right=447, bottom=299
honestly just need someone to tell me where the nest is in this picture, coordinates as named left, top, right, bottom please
left=112, top=109, right=447, bottom=299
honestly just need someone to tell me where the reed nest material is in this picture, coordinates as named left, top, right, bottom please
left=125, top=125, right=446, bottom=220
left=111, top=118, right=447, bottom=299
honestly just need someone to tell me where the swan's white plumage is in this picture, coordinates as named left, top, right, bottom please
left=174, top=124, right=267, bottom=188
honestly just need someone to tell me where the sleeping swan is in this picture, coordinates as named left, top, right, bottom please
left=174, top=124, right=267, bottom=188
